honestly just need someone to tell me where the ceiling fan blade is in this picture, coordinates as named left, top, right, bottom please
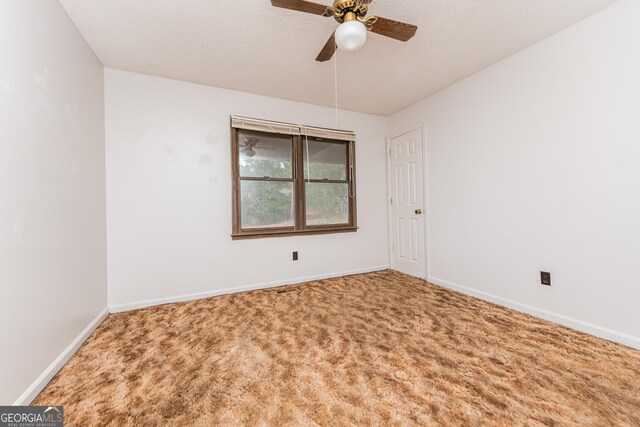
left=369, top=16, right=418, bottom=42
left=316, top=32, right=336, bottom=62
left=271, top=0, right=332, bottom=16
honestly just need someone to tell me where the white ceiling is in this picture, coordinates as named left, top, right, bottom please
left=59, top=0, right=618, bottom=115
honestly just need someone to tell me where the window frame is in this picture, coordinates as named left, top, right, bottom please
left=231, top=126, right=357, bottom=240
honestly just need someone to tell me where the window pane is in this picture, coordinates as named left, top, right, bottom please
left=305, top=182, right=349, bottom=226
left=239, top=130, right=292, bottom=178
left=303, top=139, right=347, bottom=181
left=241, top=181, right=294, bottom=229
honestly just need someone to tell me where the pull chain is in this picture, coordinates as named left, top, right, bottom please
left=333, top=47, right=353, bottom=199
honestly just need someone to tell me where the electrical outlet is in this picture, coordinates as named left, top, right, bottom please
left=292, top=251, right=298, bottom=261
left=540, top=271, right=551, bottom=286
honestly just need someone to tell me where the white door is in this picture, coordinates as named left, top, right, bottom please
left=389, top=129, right=426, bottom=278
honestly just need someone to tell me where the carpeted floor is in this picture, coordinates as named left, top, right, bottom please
left=34, top=271, right=640, bottom=426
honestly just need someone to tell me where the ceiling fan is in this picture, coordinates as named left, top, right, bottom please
left=241, top=137, right=276, bottom=157
left=271, top=0, right=418, bottom=62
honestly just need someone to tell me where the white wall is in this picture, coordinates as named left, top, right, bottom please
left=389, top=0, right=640, bottom=348
left=0, top=0, right=107, bottom=404
left=105, top=69, right=389, bottom=310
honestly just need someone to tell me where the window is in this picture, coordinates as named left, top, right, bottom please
left=231, top=116, right=357, bottom=239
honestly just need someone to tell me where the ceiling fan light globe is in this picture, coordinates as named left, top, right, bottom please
left=335, top=20, right=367, bottom=51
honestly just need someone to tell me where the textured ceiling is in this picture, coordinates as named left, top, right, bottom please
left=59, top=0, right=618, bottom=115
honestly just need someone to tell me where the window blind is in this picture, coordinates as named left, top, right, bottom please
left=300, top=125, right=355, bottom=142
left=231, top=116, right=300, bottom=135
left=231, top=116, right=355, bottom=141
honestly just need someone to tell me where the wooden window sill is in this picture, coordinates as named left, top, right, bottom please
left=231, top=226, right=358, bottom=240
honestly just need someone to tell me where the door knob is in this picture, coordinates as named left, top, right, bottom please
left=415, top=209, right=423, bottom=215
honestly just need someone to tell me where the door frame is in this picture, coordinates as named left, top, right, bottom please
left=386, top=124, right=429, bottom=280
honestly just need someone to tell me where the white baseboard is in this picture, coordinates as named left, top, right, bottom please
left=109, top=266, right=390, bottom=313
left=13, top=307, right=109, bottom=406
left=428, top=276, right=640, bottom=350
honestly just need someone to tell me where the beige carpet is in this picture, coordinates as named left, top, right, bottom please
left=34, top=271, right=640, bottom=426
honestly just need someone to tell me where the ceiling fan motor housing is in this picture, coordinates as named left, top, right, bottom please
left=331, top=0, right=368, bottom=23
